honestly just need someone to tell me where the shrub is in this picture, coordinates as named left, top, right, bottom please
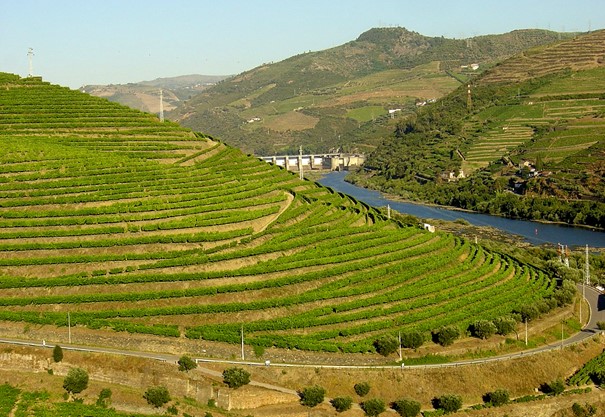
left=373, top=335, right=399, bottom=356
left=298, top=385, right=325, bottom=407
left=515, top=304, right=540, bottom=322
left=144, top=385, right=171, bottom=408
left=354, top=381, right=371, bottom=397
left=392, top=398, right=421, bottom=417
left=400, top=330, right=425, bottom=349
left=540, top=379, right=565, bottom=396
left=432, top=326, right=460, bottom=346
left=483, top=389, right=509, bottom=406
left=167, top=405, right=178, bottom=415
left=52, top=345, right=63, bottom=362
left=596, top=321, right=605, bottom=331
left=572, top=402, right=597, bottom=416
left=432, top=394, right=462, bottom=413
left=178, top=355, right=197, bottom=372
left=330, top=396, right=353, bottom=412
left=361, top=398, right=386, bottom=416
left=469, top=320, right=497, bottom=339
left=63, top=367, right=89, bottom=395
left=222, top=367, right=250, bottom=389
left=96, top=388, right=112, bottom=408
left=493, top=316, right=517, bottom=336
left=591, top=369, right=605, bottom=385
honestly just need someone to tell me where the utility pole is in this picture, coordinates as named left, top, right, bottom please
left=466, top=84, right=472, bottom=111
left=68, top=312, right=72, bottom=344
left=27, top=48, right=34, bottom=77
left=398, top=331, right=402, bottom=361
left=387, top=204, right=391, bottom=220
left=299, top=145, right=303, bottom=180
left=159, top=89, right=164, bottom=122
left=524, top=318, right=528, bottom=346
left=241, top=325, right=245, bottom=360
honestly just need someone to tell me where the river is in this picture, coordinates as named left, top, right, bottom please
left=317, top=171, right=605, bottom=249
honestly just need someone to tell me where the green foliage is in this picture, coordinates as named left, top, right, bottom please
left=596, top=321, right=605, bottom=331
left=392, top=398, right=421, bottom=417
left=483, top=389, right=509, bottom=406
left=373, top=334, right=399, bottom=356
left=222, top=367, right=250, bottom=389
left=298, top=385, right=325, bottom=408
left=541, top=379, right=565, bottom=396
left=354, top=382, right=371, bottom=397
left=469, top=320, right=497, bottom=339
left=590, top=369, right=605, bottom=385
left=63, top=367, right=89, bottom=395
left=431, top=326, right=460, bottom=346
left=572, top=402, right=597, bottom=416
left=432, top=394, right=462, bottom=413
left=361, top=398, right=386, bottom=416
left=96, top=388, right=112, bottom=408
left=143, top=385, right=171, bottom=408
left=493, top=316, right=517, bottom=336
left=177, top=355, right=197, bottom=372
left=167, top=405, right=178, bottom=415
left=52, top=344, right=63, bottom=362
left=400, top=330, right=425, bottom=349
left=330, top=396, right=353, bottom=412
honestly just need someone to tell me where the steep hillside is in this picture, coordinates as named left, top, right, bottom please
left=354, top=30, right=605, bottom=228
left=82, top=74, right=229, bottom=114
left=169, top=27, right=572, bottom=155
left=0, top=73, right=559, bottom=354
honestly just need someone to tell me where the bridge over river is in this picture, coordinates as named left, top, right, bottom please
left=258, top=153, right=365, bottom=171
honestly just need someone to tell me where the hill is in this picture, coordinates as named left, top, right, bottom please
left=82, top=74, right=229, bottom=115
left=0, top=72, right=563, bottom=355
left=352, top=29, right=605, bottom=229
left=168, top=27, right=573, bottom=155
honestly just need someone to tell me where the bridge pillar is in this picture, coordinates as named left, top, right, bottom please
left=284, top=155, right=289, bottom=171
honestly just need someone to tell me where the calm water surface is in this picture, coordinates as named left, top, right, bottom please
left=318, top=171, right=605, bottom=248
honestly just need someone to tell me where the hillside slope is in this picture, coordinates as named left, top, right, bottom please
left=169, top=27, right=572, bottom=155
left=353, top=29, right=605, bottom=228
left=0, top=73, right=559, bottom=354
left=82, top=74, right=229, bottom=114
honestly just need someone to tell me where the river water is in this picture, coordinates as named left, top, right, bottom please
left=317, top=171, right=605, bottom=249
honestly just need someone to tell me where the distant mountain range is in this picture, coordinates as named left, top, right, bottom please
left=81, top=74, right=229, bottom=114
left=166, top=27, right=574, bottom=155
left=83, top=28, right=574, bottom=155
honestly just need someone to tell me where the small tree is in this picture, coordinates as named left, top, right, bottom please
left=591, top=369, right=605, bottom=385
left=432, top=326, right=460, bottom=346
left=354, top=381, right=371, bottom=397
left=470, top=320, right=497, bottom=340
left=63, top=367, right=89, bottom=396
left=222, top=367, right=250, bottom=389
left=52, top=345, right=63, bottom=363
left=361, top=398, right=386, bottom=417
left=330, top=396, right=353, bottom=412
left=373, top=335, right=399, bottom=356
left=572, top=402, right=597, bottom=416
left=493, top=316, right=517, bottom=336
left=392, top=398, right=421, bottom=417
left=178, top=355, right=197, bottom=372
left=541, top=379, right=565, bottom=396
left=432, top=394, right=462, bottom=413
left=483, top=389, right=509, bottom=406
left=298, top=385, right=325, bottom=408
left=144, top=385, right=171, bottom=408
left=96, top=388, right=112, bottom=408
left=400, top=330, right=425, bottom=349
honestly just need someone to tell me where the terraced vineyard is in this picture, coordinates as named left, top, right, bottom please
left=0, top=73, right=556, bottom=353
left=461, top=34, right=605, bottom=178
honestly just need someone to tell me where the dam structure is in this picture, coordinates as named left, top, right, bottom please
left=258, top=153, right=365, bottom=172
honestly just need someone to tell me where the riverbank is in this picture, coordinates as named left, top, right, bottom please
left=317, top=171, right=605, bottom=249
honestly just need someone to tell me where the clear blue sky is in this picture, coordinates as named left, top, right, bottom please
left=1, top=0, right=603, bottom=89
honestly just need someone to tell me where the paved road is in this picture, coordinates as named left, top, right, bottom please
left=0, top=284, right=602, bottom=373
